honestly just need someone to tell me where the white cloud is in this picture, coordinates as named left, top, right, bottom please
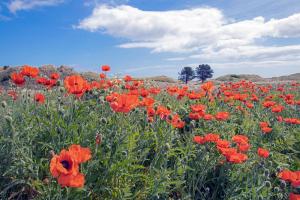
left=8, top=0, right=64, bottom=13
left=77, top=5, right=300, bottom=51
left=77, top=5, right=226, bottom=52
left=77, top=5, right=300, bottom=70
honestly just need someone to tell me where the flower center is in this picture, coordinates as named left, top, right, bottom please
left=61, top=160, right=71, bottom=169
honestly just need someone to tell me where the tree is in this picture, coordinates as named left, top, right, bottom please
left=195, top=64, right=214, bottom=83
left=178, top=66, right=195, bottom=84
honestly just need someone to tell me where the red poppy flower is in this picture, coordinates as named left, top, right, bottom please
left=99, top=73, right=106, bottom=79
left=204, top=133, right=220, bottom=143
left=20, top=65, right=39, bottom=78
left=140, top=97, right=155, bottom=107
left=64, top=75, right=88, bottom=97
left=50, top=145, right=91, bottom=188
left=203, top=114, right=214, bottom=121
left=262, top=101, right=276, bottom=108
left=289, top=193, right=300, bottom=200
left=11, top=72, right=25, bottom=86
left=262, top=126, right=272, bottom=134
left=226, top=152, right=248, bottom=164
left=35, top=93, right=45, bottom=104
left=110, top=94, right=139, bottom=113
left=238, top=143, right=250, bottom=152
left=170, top=114, right=185, bottom=128
left=216, top=139, right=231, bottom=148
left=50, top=73, right=60, bottom=80
left=124, top=75, right=132, bottom=82
left=101, top=65, right=110, bottom=72
left=257, top=147, right=269, bottom=158
left=147, top=107, right=155, bottom=117
left=215, top=112, right=230, bottom=121
left=259, top=122, right=269, bottom=128
left=232, top=135, right=249, bottom=144
left=271, top=105, right=284, bottom=113
left=201, top=81, right=214, bottom=93
left=68, top=144, right=92, bottom=163
left=190, top=104, right=206, bottom=113
left=278, top=170, right=297, bottom=182
left=156, top=106, right=171, bottom=119
left=193, top=136, right=206, bottom=144
left=139, top=88, right=149, bottom=97
left=189, top=112, right=202, bottom=120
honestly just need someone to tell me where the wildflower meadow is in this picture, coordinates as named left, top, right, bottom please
left=0, top=65, right=299, bottom=200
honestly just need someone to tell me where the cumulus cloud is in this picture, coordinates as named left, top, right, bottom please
left=77, top=5, right=300, bottom=54
left=77, top=5, right=226, bottom=52
left=8, top=0, right=64, bottom=13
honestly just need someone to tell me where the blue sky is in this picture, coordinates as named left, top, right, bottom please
left=0, top=0, right=300, bottom=78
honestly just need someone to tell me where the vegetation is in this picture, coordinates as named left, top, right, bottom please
left=178, top=66, right=195, bottom=84
left=195, top=64, right=214, bottom=83
left=0, top=65, right=300, bottom=200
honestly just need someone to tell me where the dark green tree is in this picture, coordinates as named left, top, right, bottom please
left=178, top=66, right=195, bottom=84
left=195, top=64, right=214, bottom=83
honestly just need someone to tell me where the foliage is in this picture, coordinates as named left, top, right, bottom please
left=195, top=64, right=214, bottom=83
left=178, top=66, right=195, bottom=84
left=0, top=65, right=300, bottom=200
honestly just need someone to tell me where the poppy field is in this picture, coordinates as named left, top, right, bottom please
left=0, top=65, right=300, bottom=200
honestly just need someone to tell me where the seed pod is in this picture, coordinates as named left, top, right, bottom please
left=1, top=101, right=7, bottom=108
left=49, top=150, right=55, bottom=157
left=59, top=87, right=65, bottom=93
left=264, top=181, right=271, bottom=188
left=166, top=104, right=171, bottom=110
left=100, top=117, right=107, bottom=124
left=122, top=151, right=128, bottom=157
left=276, top=166, right=282, bottom=173
left=4, top=115, right=13, bottom=124
left=280, top=180, right=286, bottom=188
left=95, top=133, right=102, bottom=145
left=264, top=169, right=270, bottom=177
left=165, top=143, right=170, bottom=150
left=205, top=187, right=210, bottom=193
left=273, top=187, right=280, bottom=193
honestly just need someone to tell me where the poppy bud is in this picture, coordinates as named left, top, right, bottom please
left=56, top=80, right=61, bottom=86
left=59, top=87, right=65, bottom=93
left=264, top=169, right=270, bottom=177
left=49, top=150, right=55, bottom=157
left=166, top=104, right=171, bottom=110
left=273, top=187, right=280, bottom=193
left=1, top=101, right=7, bottom=108
left=264, top=181, right=271, bottom=188
left=95, top=133, right=102, bottom=145
left=122, top=151, right=128, bottom=157
left=190, top=121, right=196, bottom=128
left=43, top=178, right=50, bottom=185
left=100, top=117, right=107, bottom=124
left=280, top=180, right=286, bottom=188
left=205, top=187, right=210, bottom=193
left=165, top=143, right=170, bottom=150
left=268, top=160, right=273, bottom=166
left=276, top=166, right=282, bottom=172
left=4, top=115, right=12, bottom=124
